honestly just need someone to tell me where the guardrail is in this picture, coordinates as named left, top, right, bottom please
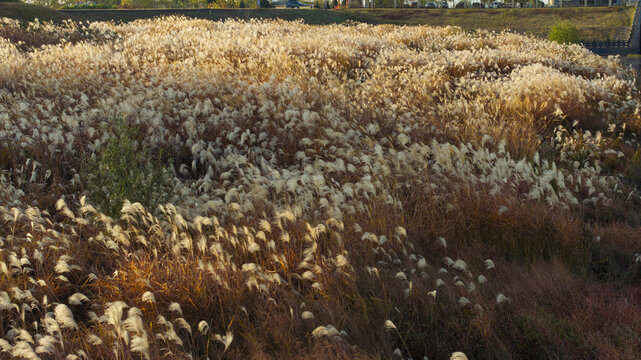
left=581, top=0, right=640, bottom=53
left=581, top=39, right=630, bottom=47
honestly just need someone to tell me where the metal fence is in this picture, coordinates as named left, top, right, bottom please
left=581, top=39, right=630, bottom=47
left=580, top=0, right=640, bottom=52
left=509, top=26, right=629, bottom=40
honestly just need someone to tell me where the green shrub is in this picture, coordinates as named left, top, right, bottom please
left=548, top=21, right=580, bottom=45
left=84, top=117, right=175, bottom=217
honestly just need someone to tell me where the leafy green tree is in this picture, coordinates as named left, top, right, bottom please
left=548, top=21, right=580, bottom=44
left=208, top=0, right=236, bottom=7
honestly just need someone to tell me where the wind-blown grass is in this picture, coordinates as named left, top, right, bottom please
left=1, top=16, right=641, bottom=359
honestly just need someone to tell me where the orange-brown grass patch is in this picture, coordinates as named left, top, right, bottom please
left=504, top=260, right=641, bottom=360
left=399, top=183, right=584, bottom=264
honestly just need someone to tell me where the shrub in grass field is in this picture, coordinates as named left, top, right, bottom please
left=84, top=117, right=174, bottom=217
left=548, top=20, right=580, bottom=44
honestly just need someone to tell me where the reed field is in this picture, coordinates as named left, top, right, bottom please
left=2, top=16, right=641, bottom=359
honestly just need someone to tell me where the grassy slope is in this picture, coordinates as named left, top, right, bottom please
left=342, top=7, right=635, bottom=39
left=0, top=2, right=65, bottom=22
left=58, top=7, right=350, bottom=24
left=0, top=3, right=634, bottom=39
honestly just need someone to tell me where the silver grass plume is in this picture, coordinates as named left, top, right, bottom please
left=54, top=304, right=78, bottom=330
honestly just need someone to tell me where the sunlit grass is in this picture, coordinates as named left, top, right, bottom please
left=1, top=15, right=641, bottom=359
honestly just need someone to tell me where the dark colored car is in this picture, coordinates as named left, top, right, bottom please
left=285, top=0, right=308, bottom=7
left=455, top=1, right=464, bottom=6
left=426, top=1, right=437, bottom=7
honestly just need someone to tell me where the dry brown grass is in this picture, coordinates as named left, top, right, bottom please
left=2, top=16, right=641, bottom=360
left=343, top=7, right=634, bottom=40
left=503, top=260, right=641, bottom=360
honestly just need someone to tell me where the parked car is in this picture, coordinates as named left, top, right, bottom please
left=425, top=1, right=437, bottom=7
left=471, top=1, right=481, bottom=6
left=455, top=1, right=464, bottom=7
left=440, top=1, right=448, bottom=7
left=489, top=0, right=503, bottom=7
left=285, top=0, right=308, bottom=7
